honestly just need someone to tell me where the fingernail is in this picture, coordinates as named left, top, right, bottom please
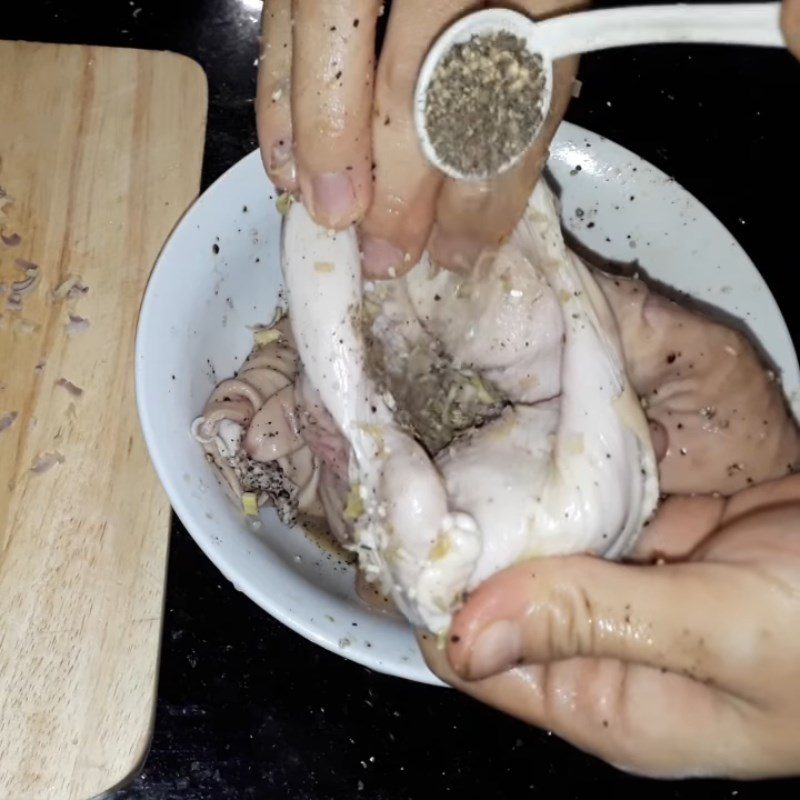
left=361, top=236, right=405, bottom=278
left=310, top=172, right=356, bottom=227
left=428, top=229, right=483, bottom=272
left=467, top=620, right=523, bottom=680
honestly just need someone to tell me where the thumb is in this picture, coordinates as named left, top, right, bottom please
left=447, top=554, right=764, bottom=690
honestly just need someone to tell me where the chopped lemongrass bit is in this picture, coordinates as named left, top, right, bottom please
left=429, top=534, right=451, bottom=561
left=343, top=483, right=365, bottom=521
left=253, top=327, right=281, bottom=347
left=275, top=192, right=294, bottom=215
left=241, top=492, right=259, bottom=516
left=469, top=375, right=495, bottom=405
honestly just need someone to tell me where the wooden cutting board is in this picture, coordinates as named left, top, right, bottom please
left=0, top=41, right=207, bottom=799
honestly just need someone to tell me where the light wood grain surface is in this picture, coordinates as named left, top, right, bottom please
left=0, top=41, right=207, bottom=799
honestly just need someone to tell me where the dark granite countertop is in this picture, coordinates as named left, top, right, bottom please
left=5, top=1, right=800, bottom=797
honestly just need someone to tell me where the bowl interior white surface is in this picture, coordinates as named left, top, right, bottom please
left=136, top=122, right=800, bottom=686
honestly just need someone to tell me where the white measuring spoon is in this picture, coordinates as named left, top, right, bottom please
left=414, top=3, right=785, bottom=180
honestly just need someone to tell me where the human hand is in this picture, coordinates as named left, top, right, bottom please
left=256, top=0, right=584, bottom=276
left=420, top=274, right=800, bottom=778
left=784, top=0, right=800, bottom=59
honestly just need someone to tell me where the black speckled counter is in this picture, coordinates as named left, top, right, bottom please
left=5, top=2, right=800, bottom=797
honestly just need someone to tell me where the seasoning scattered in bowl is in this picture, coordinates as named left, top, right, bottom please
left=424, top=31, right=545, bottom=179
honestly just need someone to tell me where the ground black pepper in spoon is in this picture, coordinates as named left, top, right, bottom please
left=423, top=31, right=545, bottom=179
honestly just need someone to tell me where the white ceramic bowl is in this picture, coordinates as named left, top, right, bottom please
left=136, top=122, right=800, bottom=686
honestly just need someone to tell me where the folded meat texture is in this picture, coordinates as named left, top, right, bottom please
left=283, top=182, right=659, bottom=634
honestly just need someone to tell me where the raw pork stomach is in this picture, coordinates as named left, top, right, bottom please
left=283, top=182, right=658, bottom=633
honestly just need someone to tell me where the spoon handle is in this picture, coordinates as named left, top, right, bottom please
left=539, top=3, right=784, bottom=61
